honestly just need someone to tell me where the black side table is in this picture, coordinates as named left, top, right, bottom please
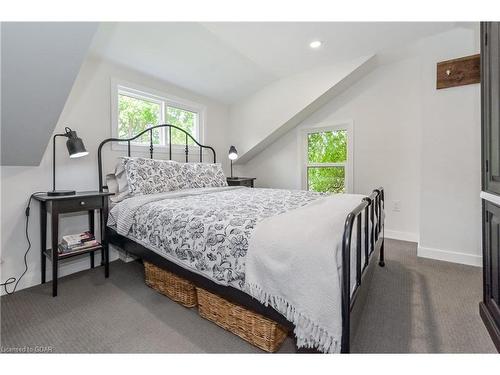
left=226, top=177, right=256, bottom=188
left=33, top=191, right=114, bottom=297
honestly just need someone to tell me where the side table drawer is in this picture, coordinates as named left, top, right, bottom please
left=53, top=196, right=103, bottom=213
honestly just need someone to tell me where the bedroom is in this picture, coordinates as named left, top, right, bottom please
left=1, top=0, right=499, bottom=371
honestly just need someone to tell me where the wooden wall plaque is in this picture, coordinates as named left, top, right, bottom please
left=436, top=54, right=480, bottom=89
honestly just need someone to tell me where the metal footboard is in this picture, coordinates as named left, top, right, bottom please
left=340, top=188, right=385, bottom=353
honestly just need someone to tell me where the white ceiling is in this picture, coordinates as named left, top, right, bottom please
left=89, top=22, right=462, bottom=104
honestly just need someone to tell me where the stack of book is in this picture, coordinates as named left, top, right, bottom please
left=58, top=231, right=101, bottom=255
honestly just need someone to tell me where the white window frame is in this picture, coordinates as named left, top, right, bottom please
left=300, top=121, right=354, bottom=193
left=110, top=78, right=206, bottom=154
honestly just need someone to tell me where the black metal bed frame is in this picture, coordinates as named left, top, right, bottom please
left=97, top=124, right=385, bottom=353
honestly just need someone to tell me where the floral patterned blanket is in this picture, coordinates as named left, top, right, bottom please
left=108, top=186, right=326, bottom=290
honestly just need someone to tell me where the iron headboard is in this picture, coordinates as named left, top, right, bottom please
left=97, top=123, right=217, bottom=192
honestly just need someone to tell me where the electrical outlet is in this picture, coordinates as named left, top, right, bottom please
left=393, top=200, right=401, bottom=212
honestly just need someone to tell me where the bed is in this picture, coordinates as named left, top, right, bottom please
left=97, top=124, right=385, bottom=353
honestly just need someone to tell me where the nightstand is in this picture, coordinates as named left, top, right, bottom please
left=33, top=191, right=114, bottom=297
left=226, top=177, right=256, bottom=188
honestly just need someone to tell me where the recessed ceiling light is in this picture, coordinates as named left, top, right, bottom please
left=309, top=40, right=322, bottom=49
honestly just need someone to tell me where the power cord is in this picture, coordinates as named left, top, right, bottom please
left=1, top=192, right=45, bottom=295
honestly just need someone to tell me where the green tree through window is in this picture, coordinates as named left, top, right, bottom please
left=116, top=87, right=201, bottom=147
left=166, top=107, right=197, bottom=146
left=118, top=94, right=162, bottom=145
left=306, top=129, right=347, bottom=193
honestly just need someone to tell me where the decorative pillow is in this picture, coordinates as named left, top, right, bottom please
left=122, top=157, right=227, bottom=196
left=124, top=157, right=180, bottom=195
left=201, top=163, right=228, bottom=188
left=177, top=162, right=228, bottom=189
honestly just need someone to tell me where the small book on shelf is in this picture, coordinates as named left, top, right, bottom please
left=61, top=231, right=95, bottom=246
left=58, top=241, right=101, bottom=255
left=59, top=231, right=100, bottom=254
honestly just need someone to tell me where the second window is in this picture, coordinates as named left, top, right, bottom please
left=303, top=124, right=353, bottom=194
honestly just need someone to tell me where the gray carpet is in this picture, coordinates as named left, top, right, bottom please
left=0, top=239, right=496, bottom=353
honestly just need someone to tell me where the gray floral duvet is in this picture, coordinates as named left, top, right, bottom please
left=108, top=186, right=326, bottom=290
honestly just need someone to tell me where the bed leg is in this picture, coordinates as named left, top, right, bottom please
left=378, top=239, right=385, bottom=267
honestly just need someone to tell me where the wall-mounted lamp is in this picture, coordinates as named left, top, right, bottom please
left=48, top=127, right=89, bottom=196
left=228, top=145, right=238, bottom=179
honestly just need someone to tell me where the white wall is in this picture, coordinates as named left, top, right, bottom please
left=416, top=27, right=482, bottom=266
left=0, top=56, right=230, bottom=294
left=238, top=26, right=481, bottom=266
left=239, top=55, right=422, bottom=242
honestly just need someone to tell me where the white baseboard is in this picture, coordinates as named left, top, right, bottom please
left=384, top=229, right=418, bottom=243
left=417, top=245, right=482, bottom=267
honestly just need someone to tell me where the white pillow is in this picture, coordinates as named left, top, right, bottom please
left=107, top=158, right=133, bottom=203
left=115, top=157, right=129, bottom=194
left=105, top=173, right=118, bottom=194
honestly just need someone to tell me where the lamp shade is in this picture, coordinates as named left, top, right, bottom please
left=228, top=145, right=238, bottom=160
left=65, top=129, right=89, bottom=158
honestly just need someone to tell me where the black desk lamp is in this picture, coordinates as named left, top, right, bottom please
left=47, top=127, right=89, bottom=196
left=228, top=145, right=238, bottom=178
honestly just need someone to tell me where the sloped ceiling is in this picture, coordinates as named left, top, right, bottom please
left=89, top=22, right=457, bottom=104
left=1, top=22, right=98, bottom=166
left=231, top=55, right=377, bottom=164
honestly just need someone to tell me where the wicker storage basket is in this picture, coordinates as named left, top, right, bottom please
left=196, top=287, right=288, bottom=352
left=144, top=262, right=197, bottom=308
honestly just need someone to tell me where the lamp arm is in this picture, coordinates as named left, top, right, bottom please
left=52, top=133, right=69, bottom=192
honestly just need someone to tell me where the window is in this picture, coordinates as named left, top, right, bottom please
left=118, top=92, right=163, bottom=145
left=166, top=106, right=198, bottom=146
left=112, top=81, right=204, bottom=150
left=302, top=123, right=353, bottom=193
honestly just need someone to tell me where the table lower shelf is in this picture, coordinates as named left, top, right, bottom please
left=44, top=245, right=103, bottom=260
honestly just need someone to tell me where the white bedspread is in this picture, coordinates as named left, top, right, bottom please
left=245, top=193, right=365, bottom=353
